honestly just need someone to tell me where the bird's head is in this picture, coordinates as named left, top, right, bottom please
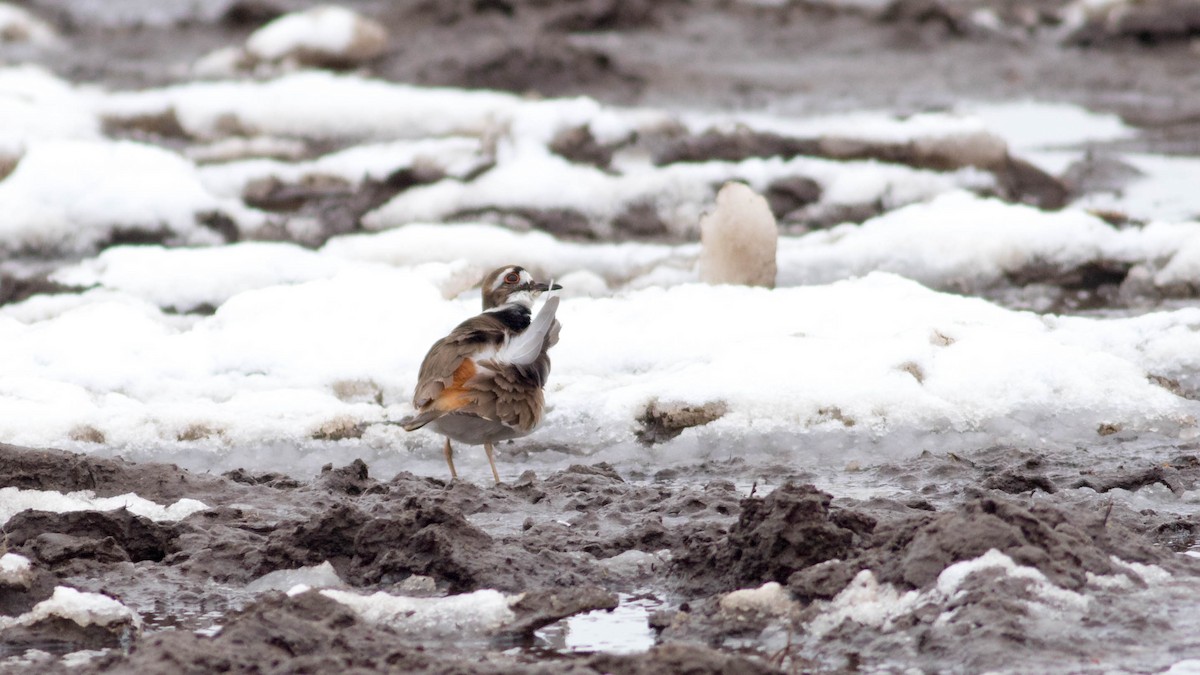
left=481, top=265, right=562, bottom=310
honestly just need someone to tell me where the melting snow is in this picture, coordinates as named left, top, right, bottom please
left=0, top=487, right=208, bottom=525
left=807, top=550, right=1091, bottom=638
left=0, top=587, right=138, bottom=630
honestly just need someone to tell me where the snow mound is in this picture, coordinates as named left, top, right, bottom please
left=0, top=66, right=98, bottom=158
left=0, top=553, right=33, bottom=588
left=0, top=140, right=260, bottom=255
left=0, top=4, right=59, bottom=47
left=246, top=5, right=387, bottom=66
left=1, top=586, right=137, bottom=630
left=53, top=242, right=348, bottom=313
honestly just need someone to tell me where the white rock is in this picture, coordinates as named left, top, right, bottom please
left=699, top=182, right=778, bottom=288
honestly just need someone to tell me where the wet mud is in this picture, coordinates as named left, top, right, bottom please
left=3, top=441, right=1200, bottom=672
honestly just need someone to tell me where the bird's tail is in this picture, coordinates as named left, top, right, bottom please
left=398, top=409, right=441, bottom=432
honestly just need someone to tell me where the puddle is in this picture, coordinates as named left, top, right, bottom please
left=534, top=592, right=665, bottom=655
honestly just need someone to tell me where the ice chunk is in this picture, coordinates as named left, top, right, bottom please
left=808, top=550, right=1091, bottom=639
left=936, top=549, right=1089, bottom=612
left=597, top=550, right=671, bottom=581
left=320, top=588, right=516, bottom=638
left=247, top=561, right=344, bottom=593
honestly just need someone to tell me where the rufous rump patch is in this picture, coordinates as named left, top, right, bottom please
left=435, top=358, right=477, bottom=411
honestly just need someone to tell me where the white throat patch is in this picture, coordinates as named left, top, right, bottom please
left=507, top=290, right=535, bottom=309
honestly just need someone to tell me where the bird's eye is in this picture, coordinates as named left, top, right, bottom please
left=504, top=272, right=520, bottom=284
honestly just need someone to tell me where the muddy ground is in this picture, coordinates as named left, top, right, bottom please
left=4, top=0, right=1200, bottom=672
left=3, top=440, right=1200, bottom=673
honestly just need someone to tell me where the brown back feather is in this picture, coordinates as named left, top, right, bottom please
left=411, top=313, right=509, bottom=409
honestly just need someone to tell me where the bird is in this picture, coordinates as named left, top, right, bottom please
left=401, top=265, right=562, bottom=484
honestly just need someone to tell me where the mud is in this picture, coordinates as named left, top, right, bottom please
left=3, top=440, right=1200, bottom=672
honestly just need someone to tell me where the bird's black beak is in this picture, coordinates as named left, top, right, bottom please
left=529, top=281, right=563, bottom=292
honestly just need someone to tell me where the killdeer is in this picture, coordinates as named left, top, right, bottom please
left=402, top=265, right=562, bottom=484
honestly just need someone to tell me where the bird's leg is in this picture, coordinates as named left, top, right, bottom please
left=443, top=437, right=458, bottom=480
left=483, top=441, right=501, bottom=485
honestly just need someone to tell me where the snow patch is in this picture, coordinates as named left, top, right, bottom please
left=808, top=550, right=1091, bottom=638
left=0, top=66, right=99, bottom=157
left=0, top=139, right=260, bottom=254
left=246, top=6, right=386, bottom=64
left=0, top=553, right=33, bottom=587
left=807, top=570, right=921, bottom=637
left=0, top=4, right=59, bottom=47
left=0, top=487, right=208, bottom=525
left=364, top=151, right=988, bottom=237
left=53, top=243, right=348, bottom=312
left=99, top=72, right=526, bottom=142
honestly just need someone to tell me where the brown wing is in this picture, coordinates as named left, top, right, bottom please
left=411, top=313, right=509, bottom=412
left=473, top=317, right=561, bottom=431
